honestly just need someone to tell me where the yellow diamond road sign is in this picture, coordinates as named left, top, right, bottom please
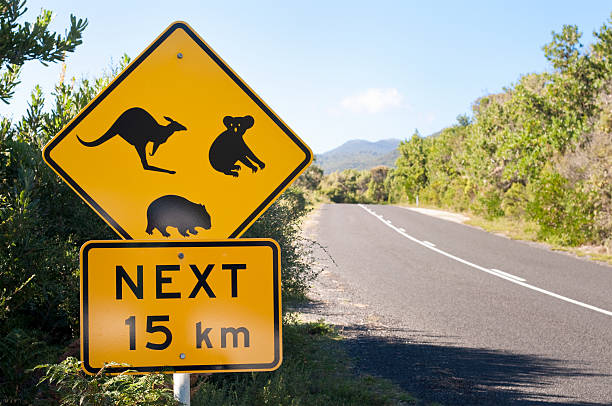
left=81, top=239, right=281, bottom=374
left=43, top=21, right=312, bottom=239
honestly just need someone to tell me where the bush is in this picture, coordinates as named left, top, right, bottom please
left=1, top=81, right=117, bottom=401
left=527, top=172, right=595, bottom=245
left=319, top=169, right=371, bottom=204
left=293, top=164, right=324, bottom=191
left=475, top=187, right=505, bottom=219
left=0, top=329, right=61, bottom=403
left=366, top=166, right=389, bottom=203
left=556, top=130, right=612, bottom=244
left=501, top=182, right=529, bottom=219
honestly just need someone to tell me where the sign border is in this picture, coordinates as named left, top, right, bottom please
left=43, top=21, right=312, bottom=240
left=80, top=239, right=281, bottom=374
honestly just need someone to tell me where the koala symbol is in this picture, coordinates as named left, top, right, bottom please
left=208, top=115, right=265, bottom=177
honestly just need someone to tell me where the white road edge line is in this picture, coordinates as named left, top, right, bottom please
left=490, top=268, right=526, bottom=282
left=423, top=241, right=436, bottom=247
left=358, top=204, right=612, bottom=317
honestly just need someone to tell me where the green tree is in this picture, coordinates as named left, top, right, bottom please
left=387, top=131, right=428, bottom=202
left=0, top=0, right=87, bottom=103
left=366, top=165, right=389, bottom=202
left=320, top=169, right=371, bottom=203
left=543, top=24, right=584, bottom=71
left=294, top=163, right=324, bottom=191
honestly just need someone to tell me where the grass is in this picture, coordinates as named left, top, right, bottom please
left=190, top=315, right=419, bottom=405
left=552, top=246, right=612, bottom=265
left=465, top=215, right=540, bottom=242
left=466, top=214, right=612, bottom=265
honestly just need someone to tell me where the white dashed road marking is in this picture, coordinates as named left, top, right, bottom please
left=490, top=268, right=526, bottom=282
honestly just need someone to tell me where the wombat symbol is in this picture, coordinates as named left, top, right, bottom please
left=208, top=115, right=265, bottom=177
left=145, top=195, right=211, bottom=237
left=77, top=107, right=187, bottom=174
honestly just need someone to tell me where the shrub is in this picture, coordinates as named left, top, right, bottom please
left=527, top=171, right=595, bottom=245
left=0, top=328, right=61, bottom=402
left=366, top=166, right=389, bottom=203
left=475, top=187, right=505, bottom=219
left=319, top=169, right=371, bottom=204
left=501, top=182, right=529, bottom=219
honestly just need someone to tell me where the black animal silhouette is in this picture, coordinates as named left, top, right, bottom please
left=145, top=195, right=211, bottom=237
left=77, top=107, right=186, bottom=174
left=208, top=115, right=265, bottom=177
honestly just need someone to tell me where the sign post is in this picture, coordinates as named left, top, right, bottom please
left=43, top=21, right=311, bottom=404
left=174, top=373, right=190, bottom=405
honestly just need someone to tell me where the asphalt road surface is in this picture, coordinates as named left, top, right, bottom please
left=310, top=204, right=612, bottom=405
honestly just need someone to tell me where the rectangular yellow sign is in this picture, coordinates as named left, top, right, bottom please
left=80, top=240, right=281, bottom=374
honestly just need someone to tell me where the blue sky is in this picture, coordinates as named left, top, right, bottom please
left=2, top=1, right=611, bottom=153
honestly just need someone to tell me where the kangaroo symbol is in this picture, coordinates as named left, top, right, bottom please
left=208, top=115, right=265, bottom=177
left=77, top=107, right=187, bottom=174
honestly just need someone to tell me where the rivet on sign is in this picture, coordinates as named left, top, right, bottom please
left=178, top=252, right=184, bottom=259
left=180, top=353, right=186, bottom=359
left=177, top=52, right=183, bottom=59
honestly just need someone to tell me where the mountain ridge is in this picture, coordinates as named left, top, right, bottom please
left=315, top=138, right=401, bottom=174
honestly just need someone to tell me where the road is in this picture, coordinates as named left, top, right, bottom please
left=308, top=203, right=612, bottom=405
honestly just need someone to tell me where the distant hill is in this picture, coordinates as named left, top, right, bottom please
left=315, top=139, right=401, bottom=174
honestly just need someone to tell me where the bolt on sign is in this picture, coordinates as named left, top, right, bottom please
left=42, top=21, right=312, bottom=240
left=81, top=240, right=281, bottom=374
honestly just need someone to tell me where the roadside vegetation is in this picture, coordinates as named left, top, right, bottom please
left=313, top=13, right=612, bottom=262
left=1, top=1, right=420, bottom=404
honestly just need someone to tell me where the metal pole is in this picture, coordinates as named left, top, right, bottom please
left=173, top=373, right=190, bottom=405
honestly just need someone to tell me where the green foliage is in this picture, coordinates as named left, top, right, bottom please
left=543, top=24, right=584, bottom=71
left=293, top=163, right=323, bottom=191
left=366, top=165, right=389, bottom=202
left=319, top=168, right=372, bottom=203
left=0, top=0, right=87, bottom=103
left=527, top=171, right=595, bottom=245
left=500, top=182, right=529, bottom=219
left=0, top=70, right=122, bottom=337
left=388, top=131, right=428, bottom=202
left=475, top=188, right=505, bottom=220
left=37, top=357, right=178, bottom=406
left=0, top=328, right=61, bottom=402
left=0, top=61, right=124, bottom=403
